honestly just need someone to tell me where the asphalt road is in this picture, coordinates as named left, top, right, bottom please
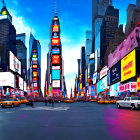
left=0, top=102, right=140, bottom=140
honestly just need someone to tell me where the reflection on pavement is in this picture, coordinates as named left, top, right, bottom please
left=104, top=107, right=140, bottom=140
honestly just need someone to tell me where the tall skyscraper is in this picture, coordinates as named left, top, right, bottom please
left=80, top=46, right=86, bottom=88
left=29, top=33, right=41, bottom=98
left=100, top=6, right=119, bottom=67
left=125, top=1, right=140, bottom=36
left=85, top=30, right=92, bottom=68
left=47, top=11, right=65, bottom=97
left=16, top=33, right=27, bottom=81
left=92, top=0, right=112, bottom=52
left=77, top=59, right=80, bottom=92
left=0, top=4, right=17, bottom=72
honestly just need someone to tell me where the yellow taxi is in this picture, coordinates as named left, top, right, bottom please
left=90, top=99, right=96, bottom=102
left=98, top=99, right=111, bottom=104
left=65, top=99, right=74, bottom=103
left=97, top=100, right=104, bottom=104
left=20, top=98, right=29, bottom=104
left=110, top=99, right=116, bottom=104
left=0, top=98, right=21, bottom=108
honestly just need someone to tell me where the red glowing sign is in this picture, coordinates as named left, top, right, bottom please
left=33, top=77, right=37, bottom=81
left=51, top=38, right=60, bottom=45
left=34, top=87, right=38, bottom=90
left=52, top=25, right=59, bottom=32
left=52, top=55, right=60, bottom=64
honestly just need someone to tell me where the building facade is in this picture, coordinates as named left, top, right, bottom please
left=100, top=6, right=119, bottom=67
left=16, top=33, right=27, bottom=81
left=29, top=33, right=41, bottom=98
left=92, top=0, right=112, bottom=52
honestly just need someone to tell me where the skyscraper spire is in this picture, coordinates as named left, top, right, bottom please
left=55, top=1, right=57, bottom=17
left=2, top=0, right=5, bottom=7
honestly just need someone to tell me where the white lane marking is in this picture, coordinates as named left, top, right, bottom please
left=22, top=106, right=70, bottom=111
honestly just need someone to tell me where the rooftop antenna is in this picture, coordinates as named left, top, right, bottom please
left=55, top=1, right=57, bottom=16
left=2, top=0, right=5, bottom=7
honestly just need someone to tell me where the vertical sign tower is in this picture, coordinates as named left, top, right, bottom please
left=50, top=11, right=63, bottom=98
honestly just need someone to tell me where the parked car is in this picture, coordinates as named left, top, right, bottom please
left=116, top=97, right=140, bottom=110
left=0, top=98, right=21, bottom=108
left=98, top=99, right=111, bottom=104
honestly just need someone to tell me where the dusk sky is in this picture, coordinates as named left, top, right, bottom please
left=1, top=0, right=136, bottom=96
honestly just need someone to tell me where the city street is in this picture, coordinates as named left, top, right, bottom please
left=0, top=102, right=140, bottom=140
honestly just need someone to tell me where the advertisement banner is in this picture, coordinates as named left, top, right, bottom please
left=119, top=82, right=137, bottom=92
left=51, top=38, right=60, bottom=46
left=24, top=81, right=27, bottom=92
left=90, top=53, right=94, bottom=59
left=109, top=61, right=121, bottom=85
left=52, top=70, right=60, bottom=80
left=93, top=72, right=97, bottom=84
left=137, top=78, right=140, bottom=90
left=52, top=66, right=60, bottom=70
left=108, top=27, right=140, bottom=68
left=33, top=71, right=37, bottom=77
left=19, top=77, right=23, bottom=90
left=52, top=25, right=59, bottom=32
left=0, top=72, right=14, bottom=88
left=121, top=50, right=136, bottom=82
left=110, top=82, right=120, bottom=97
left=52, top=80, right=60, bottom=88
left=9, top=51, right=21, bottom=75
left=52, top=55, right=60, bottom=64
left=100, top=66, right=108, bottom=79
left=95, top=50, right=98, bottom=72
left=97, top=76, right=107, bottom=94
left=52, top=48, right=60, bottom=54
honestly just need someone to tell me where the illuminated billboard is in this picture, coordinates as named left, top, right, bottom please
left=52, top=55, right=60, bottom=64
left=121, top=50, right=136, bottom=82
left=52, top=70, right=60, bottom=80
left=108, top=61, right=121, bottom=85
left=33, top=65, right=37, bottom=69
left=32, top=53, right=37, bottom=58
left=19, top=77, right=24, bottom=90
left=108, top=27, right=140, bottom=68
left=33, top=61, right=37, bottom=64
left=52, top=48, right=60, bottom=54
left=33, top=77, right=37, bottom=82
left=100, top=66, right=108, bottom=79
left=32, top=58, right=38, bottom=61
left=97, top=76, right=107, bottom=94
left=52, top=66, right=60, bottom=70
left=33, top=71, right=37, bottom=77
left=0, top=72, right=14, bottom=88
left=52, top=25, right=59, bottom=32
left=52, top=80, right=60, bottom=88
left=51, top=38, right=60, bottom=46
left=24, top=81, right=27, bottom=92
left=110, top=82, right=120, bottom=97
left=9, top=51, right=21, bottom=75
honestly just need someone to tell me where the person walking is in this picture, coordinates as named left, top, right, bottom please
left=45, top=96, right=48, bottom=106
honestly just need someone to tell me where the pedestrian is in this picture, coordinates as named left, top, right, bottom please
left=45, top=96, right=48, bottom=106
left=52, top=97, right=54, bottom=107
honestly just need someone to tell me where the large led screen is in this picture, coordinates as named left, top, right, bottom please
left=121, top=50, right=136, bottom=82
left=109, top=61, right=121, bottom=85
left=108, top=26, right=140, bottom=68
left=52, top=48, right=60, bottom=54
left=33, top=71, right=37, bottom=77
left=110, top=82, right=120, bottom=97
left=0, top=72, right=14, bottom=88
left=51, top=38, right=60, bottom=46
left=19, top=77, right=23, bottom=90
left=97, top=76, right=107, bottom=94
left=9, top=51, right=21, bottom=75
left=52, top=55, right=60, bottom=64
left=52, top=25, right=59, bottom=32
left=52, top=80, right=60, bottom=88
left=52, top=70, right=60, bottom=80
